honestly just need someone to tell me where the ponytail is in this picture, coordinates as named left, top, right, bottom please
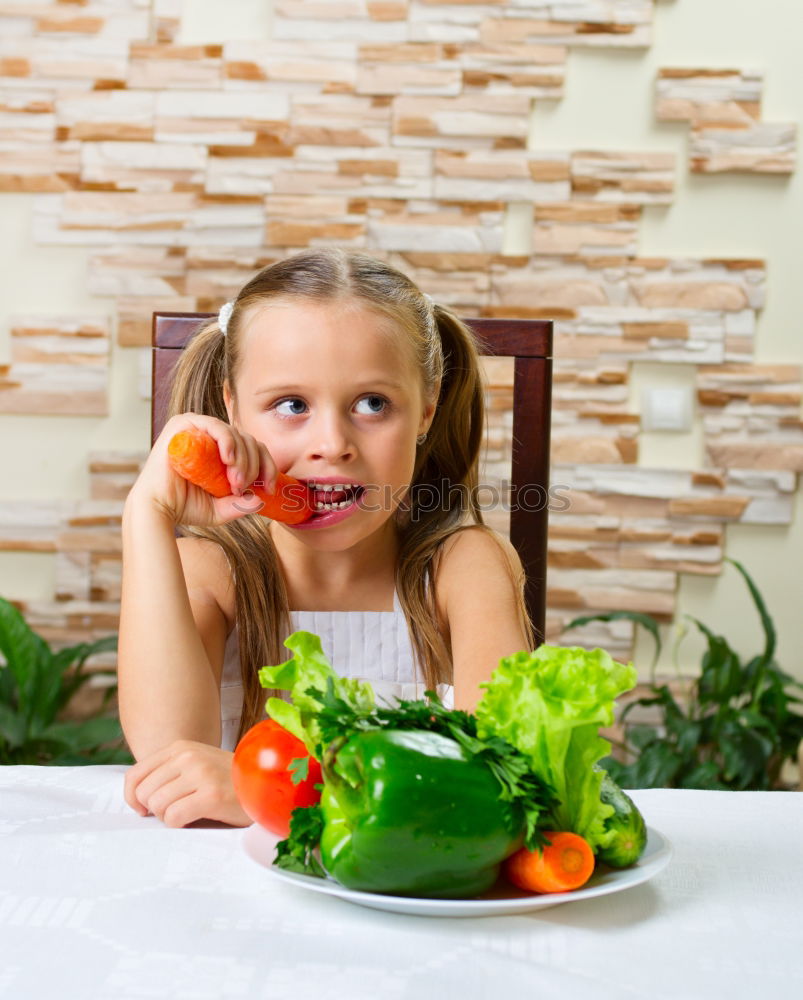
left=395, top=305, right=534, bottom=689
left=167, top=319, right=229, bottom=424
left=413, top=305, right=486, bottom=522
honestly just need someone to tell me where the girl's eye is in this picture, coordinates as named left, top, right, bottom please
left=274, top=397, right=307, bottom=417
left=355, top=395, right=388, bottom=415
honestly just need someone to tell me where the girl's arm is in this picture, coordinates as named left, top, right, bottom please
left=118, top=409, right=269, bottom=752
left=119, top=504, right=252, bottom=827
left=434, top=527, right=532, bottom=713
left=118, top=508, right=227, bottom=755
left=118, top=413, right=274, bottom=827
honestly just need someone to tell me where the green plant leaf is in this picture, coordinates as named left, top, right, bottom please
left=688, top=618, right=743, bottom=707
left=601, top=761, right=641, bottom=788
left=629, top=741, right=683, bottom=788
left=0, top=598, right=53, bottom=716
left=0, top=597, right=124, bottom=765
left=631, top=684, right=689, bottom=735
left=29, top=645, right=78, bottom=727
left=0, top=597, right=44, bottom=687
left=619, top=693, right=664, bottom=726
left=49, top=745, right=133, bottom=766
left=678, top=761, right=728, bottom=790
left=727, top=558, right=776, bottom=673
left=0, top=652, right=15, bottom=703
left=759, top=659, right=803, bottom=692
left=0, top=701, right=27, bottom=752
left=596, top=560, right=802, bottom=791
left=25, top=641, right=58, bottom=735
left=626, top=724, right=658, bottom=751
left=51, top=635, right=119, bottom=713
left=737, top=708, right=778, bottom=735
left=757, top=669, right=803, bottom=713
left=649, top=683, right=702, bottom=765
left=35, top=715, right=125, bottom=755
left=718, top=718, right=774, bottom=789
left=777, top=717, right=803, bottom=760
left=667, top=715, right=703, bottom=758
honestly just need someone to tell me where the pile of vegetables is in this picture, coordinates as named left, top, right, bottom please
left=232, top=633, right=649, bottom=899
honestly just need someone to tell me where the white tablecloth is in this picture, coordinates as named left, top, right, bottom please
left=1, top=766, right=801, bottom=1000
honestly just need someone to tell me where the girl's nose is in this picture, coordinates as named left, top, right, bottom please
left=306, top=414, right=356, bottom=464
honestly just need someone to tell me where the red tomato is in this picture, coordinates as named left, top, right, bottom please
left=232, top=719, right=322, bottom=836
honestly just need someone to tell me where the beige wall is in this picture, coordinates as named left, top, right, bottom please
left=1, top=0, right=801, bottom=678
left=525, top=0, right=803, bottom=675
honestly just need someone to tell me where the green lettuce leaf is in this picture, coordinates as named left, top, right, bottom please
left=259, top=631, right=375, bottom=759
left=474, top=645, right=637, bottom=851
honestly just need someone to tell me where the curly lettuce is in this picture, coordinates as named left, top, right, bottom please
left=474, top=645, right=637, bottom=851
left=259, top=630, right=375, bottom=759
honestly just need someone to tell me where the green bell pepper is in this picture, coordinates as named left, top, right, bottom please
left=319, top=728, right=523, bottom=898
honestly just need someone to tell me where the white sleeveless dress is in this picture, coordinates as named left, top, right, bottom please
left=219, top=589, right=454, bottom=752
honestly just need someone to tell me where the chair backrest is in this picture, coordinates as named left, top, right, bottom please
left=152, top=312, right=552, bottom=642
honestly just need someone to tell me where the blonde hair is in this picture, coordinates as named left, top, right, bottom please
left=167, top=248, right=533, bottom=741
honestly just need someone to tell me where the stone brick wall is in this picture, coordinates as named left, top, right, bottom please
left=1, top=1, right=800, bottom=676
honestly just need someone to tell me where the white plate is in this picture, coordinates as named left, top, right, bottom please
left=242, top=824, right=672, bottom=918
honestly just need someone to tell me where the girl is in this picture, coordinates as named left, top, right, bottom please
left=119, top=249, right=534, bottom=828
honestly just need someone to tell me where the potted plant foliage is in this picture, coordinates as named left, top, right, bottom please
left=566, top=560, right=803, bottom=790
left=0, top=596, right=132, bottom=765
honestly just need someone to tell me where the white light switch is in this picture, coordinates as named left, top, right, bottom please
left=642, top=386, right=693, bottom=432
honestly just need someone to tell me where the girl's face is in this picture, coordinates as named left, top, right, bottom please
left=224, top=297, right=436, bottom=550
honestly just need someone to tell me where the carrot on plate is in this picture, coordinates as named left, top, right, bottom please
left=504, top=831, right=595, bottom=894
left=167, top=428, right=313, bottom=525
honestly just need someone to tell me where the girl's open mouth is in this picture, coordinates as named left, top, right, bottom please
left=292, top=482, right=366, bottom=530
left=310, top=484, right=364, bottom=513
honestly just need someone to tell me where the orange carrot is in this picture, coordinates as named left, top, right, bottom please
left=504, top=831, right=595, bottom=894
left=167, top=428, right=313, bottom=525
left=168, top=429, right=231, bottom=497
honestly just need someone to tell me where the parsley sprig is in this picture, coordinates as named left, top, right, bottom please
left=274, top=802, right=325, bottom=877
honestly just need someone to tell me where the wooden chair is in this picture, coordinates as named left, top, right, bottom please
left=152, top=312, right=553, bottom=641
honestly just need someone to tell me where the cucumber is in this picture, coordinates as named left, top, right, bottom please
left=596, top=770, right=647, bottom=868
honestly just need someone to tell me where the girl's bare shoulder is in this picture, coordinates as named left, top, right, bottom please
left=434, top=525, right=522, bottom=586
left=431, top=525, right=524, bottom=624
left=175, top=535, right=236, bottom=630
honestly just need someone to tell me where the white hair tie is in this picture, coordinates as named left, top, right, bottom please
left=218, top=301, right=234, bottom=337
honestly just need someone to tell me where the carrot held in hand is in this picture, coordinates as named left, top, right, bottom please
left=168, top=429, right=230, bottom=496
left=504, top=831, right=595, bottom=894
left=167, top=428, right=313, bottom=524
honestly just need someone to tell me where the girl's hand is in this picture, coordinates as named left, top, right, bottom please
left=124, top=740, right=252, bottom=828
left=129, top=413, right=277, bottom=527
